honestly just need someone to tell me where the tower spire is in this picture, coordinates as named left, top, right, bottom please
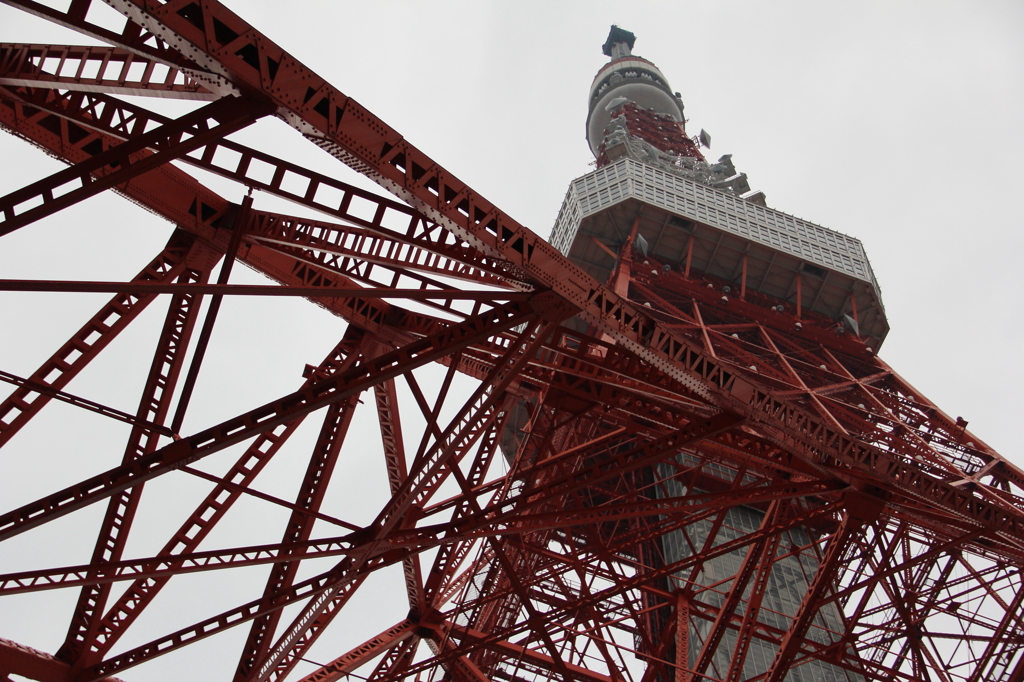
left=586, top=26, right=762, bottom=201
left=586, top=26, right=685, bottom=158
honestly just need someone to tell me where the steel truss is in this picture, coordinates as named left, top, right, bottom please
left=1, top=2, right=1023, bottom=682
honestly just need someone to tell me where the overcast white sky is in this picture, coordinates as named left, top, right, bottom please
left=1, top=2, right=1023, bottom=681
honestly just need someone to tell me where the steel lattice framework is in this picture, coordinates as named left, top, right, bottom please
left=1, top=3, right=1023, bottom=682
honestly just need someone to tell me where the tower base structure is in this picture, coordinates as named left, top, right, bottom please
left=0, top=11, right=1021, bottom=682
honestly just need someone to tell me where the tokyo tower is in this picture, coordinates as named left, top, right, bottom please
left=1, top=5, right=1022, bottom=682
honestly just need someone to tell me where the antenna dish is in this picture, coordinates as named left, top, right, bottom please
left=843, top=313, right=860, bottom=337
left=698, top=129, right=711, bottom=148
left=605, top=97, right=630, bottom=112
left=634, top=233, right=649, bottom=258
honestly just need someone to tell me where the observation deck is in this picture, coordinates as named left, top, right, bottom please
left=549, top=157, right=888, bottom=346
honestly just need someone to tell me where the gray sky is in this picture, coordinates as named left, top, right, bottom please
left=1, top=2, right=1023, bottom=680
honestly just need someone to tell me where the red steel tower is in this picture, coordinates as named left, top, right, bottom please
left=0, top=7, right=1022, bottom=682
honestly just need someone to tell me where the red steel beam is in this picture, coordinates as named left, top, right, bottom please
left=0, top=527, right=360, bottom=595
left=763, top=508, right=865, bottom=682
left=419, top=407, right=509, bottom=617
left=228, top=569, right=372, bottom=682
left=362, top=635, right=421, bottom=682
left=59, top=244, right=215, bottom=664
left=167, top=191, right=252, bottom=435
left=685, top=500, right=785, bottom=682
left=373, top=377, right=428, bottom=616
left=249, top=211, right=521, bottom=290
left=0, top=368, right=174, bottom=436
left=235, top=372, right=364, bottom=681
left=0, top=93, right=271, bottom=235
left=0, top=279, right=532, bottom=300
left=0, top=230, right=194, bottom=447
left=0, top=43, right=218, bottom=99
left=292, top=619, right=417, bottom=682
left=724, top=528, right=784, bottom=682
left=459, top=482, right=843, bottom=539
left=0, top=88, right=246, bottom=237
left=964, top=570, right=1024, bottom=682
left=440, top=621, right=615, bottom=682
left=640, top=269, right=1018, bottom=487
left=177, top=465, right=360, bottom=532
left=85, top=330, right=369, bottom=660
left=3, top=0, right=218, bottom=71
left=395, top=503, right=770, bottom=679
left=674, top=593, right=690, bottom=682
left=0, top=374, right=765, bottom=598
